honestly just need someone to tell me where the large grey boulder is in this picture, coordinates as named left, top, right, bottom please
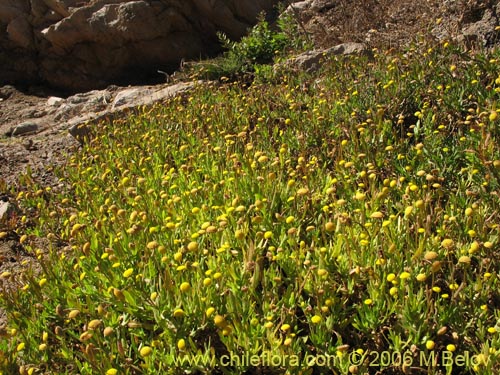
left=0, top=0, right=279, bottom=92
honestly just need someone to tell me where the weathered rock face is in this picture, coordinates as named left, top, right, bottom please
left=286, top=0, right=500, bottom=50
left=0, top=0, right=279, bottom=92
left=458, top=0, right=500, bottom=48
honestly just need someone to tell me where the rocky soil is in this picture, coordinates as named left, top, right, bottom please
left=1, top=0, right=499, bottom=331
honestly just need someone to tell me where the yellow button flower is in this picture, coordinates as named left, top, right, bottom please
left=140, top=346, right=152, bottom=357
left=179, top=282, right=191, bottom=292
left=311, top=315, right=322, bottom=324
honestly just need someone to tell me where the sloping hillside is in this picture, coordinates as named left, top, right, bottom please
left=1, top=2, right=500, bottom=375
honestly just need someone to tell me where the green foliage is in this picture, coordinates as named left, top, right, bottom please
left=191, top=12, right=310, bottom=81
left=2, top=40, right=500, bottom=375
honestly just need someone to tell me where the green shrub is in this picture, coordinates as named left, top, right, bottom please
left=191, top=11, right=310, bottom=81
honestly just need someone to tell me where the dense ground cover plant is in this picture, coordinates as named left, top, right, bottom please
left=1, top=39, right=500, bottom=375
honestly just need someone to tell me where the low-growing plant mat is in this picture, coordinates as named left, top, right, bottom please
left=2, top=40, right=500, bottom=375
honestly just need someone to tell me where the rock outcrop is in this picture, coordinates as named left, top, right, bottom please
left=285, top=42, right=370, bottom=72
left=458, top=1, right=500, bottom=48
left=2, top=81, right=196, bottom=143
left=0, top=0, right=280, bottom=92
